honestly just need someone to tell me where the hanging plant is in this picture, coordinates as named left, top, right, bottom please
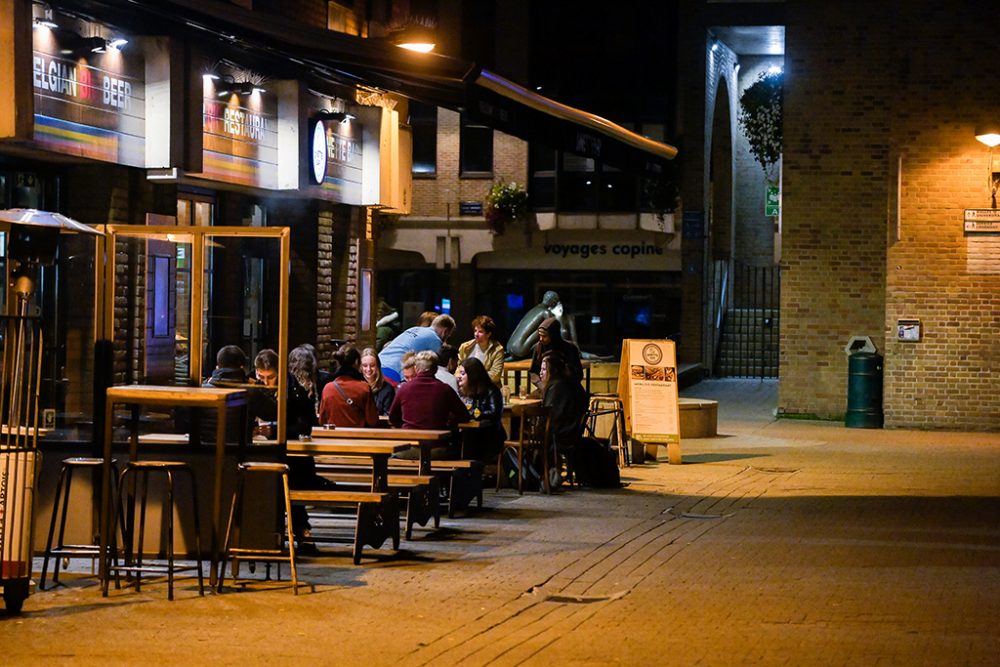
left=484, top=181, right=529, bottom=235
left=738, top=70, right=783, bottom=181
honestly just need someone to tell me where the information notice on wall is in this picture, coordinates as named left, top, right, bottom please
left=964, top=208, right=1000, bottom=233
left=617, top=339, right=681, bottom=450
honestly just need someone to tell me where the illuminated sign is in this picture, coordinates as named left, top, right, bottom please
left=31, top=21, right=145, bottom=167
left=200, top=72, right=278, bottom=189
left=310, top=118, right=328, bottom=185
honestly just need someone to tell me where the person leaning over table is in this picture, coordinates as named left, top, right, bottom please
left=378, top=313, right=455, bottom=383
left=456, top=357, right=506, bottom=462
left=388, top=350, right=471, bottom=459
left=360, top=346, right=395, bottom=416
left=319, top=343, right=379, bottom=427
left=457, top=315, right=505, bottom=386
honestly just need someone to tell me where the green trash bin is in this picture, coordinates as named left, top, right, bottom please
left=846, top=351, right=883, bottom=428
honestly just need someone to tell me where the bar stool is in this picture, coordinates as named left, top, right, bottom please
left=105, top=460, right=205, bottom=600
left=40, top=457, right=124, bottom=590
left=586, top=394, right=631, bottom=466
left=218, top=462, right=300, bottom=595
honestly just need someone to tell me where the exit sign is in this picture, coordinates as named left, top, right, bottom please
left=765, top=185, right=780, bottom=217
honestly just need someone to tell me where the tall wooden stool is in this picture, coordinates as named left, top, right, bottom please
left=218, top=462, right=300, bottom=594
left=105, top=460, right=205, bottom=600
left=40, top=457, right=123, bottom=590
left=586, top=395, right=631, bottom=467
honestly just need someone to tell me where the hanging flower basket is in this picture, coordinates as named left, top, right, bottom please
left=484, top=181, right=528, bottom=235
left=738, top=69, right=783, bottom=181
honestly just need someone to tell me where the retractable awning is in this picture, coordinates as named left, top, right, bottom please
left=57, top=0, right=677, bottom=172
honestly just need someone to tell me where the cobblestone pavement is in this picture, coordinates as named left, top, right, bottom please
left=2, top=380, right=998, bottom=666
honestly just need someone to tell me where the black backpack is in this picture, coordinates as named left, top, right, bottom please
left=573, top=436, right=621, bottom=488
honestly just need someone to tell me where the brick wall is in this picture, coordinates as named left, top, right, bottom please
left=780, top=0, right=1000, bottom=429
left=880, top=2, right=1000, bottom=430
left=410, top=107, right=528, bottom=220
left=780, top=1, right=891, bottom=418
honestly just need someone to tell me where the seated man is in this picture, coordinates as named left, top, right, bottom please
left=388, top=350, right=471, bottom=459
left=435, top=344, right=461, bottom=395
left=378, top=314, right=455, bottom=382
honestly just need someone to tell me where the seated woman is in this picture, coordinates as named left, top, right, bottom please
left=539, top=351, right=588, bottom=466
left=287, top=345, right=323, bottom=438
left=360, top=346, right=395, bottom=417
left=457, top=315, right=506, bottom=385
left=529, top=317, right=582, bottom=389
left=319, top=344, right=379, bottom=427
left=456, top=357, right=507, bottom=462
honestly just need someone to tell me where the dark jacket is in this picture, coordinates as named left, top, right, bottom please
left=543, top=376, right=588, bottom=451
left=372, top=381, right=396, bottom=416
left=388, top=370, right=471, bottom=430
left=463, top=383, right=507, bottom=461
left=529, top=318, right=583, bottom=385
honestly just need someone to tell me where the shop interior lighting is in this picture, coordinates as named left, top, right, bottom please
left=33, top=17, right=58, bottom=29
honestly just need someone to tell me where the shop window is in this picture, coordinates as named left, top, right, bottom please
left=328, top=2, right=360, bottom=35
left=599, top=164, right=638, bottom=212
left=529, top=143, right=556, bottom=210
left=410, top=102, right=437, bottom=176
left=558, top=153, right=598, bottom=211
left=460, top=115, right=493, bottom=177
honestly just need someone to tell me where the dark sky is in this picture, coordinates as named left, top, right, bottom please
left=528, top=0, right=678, bottom=127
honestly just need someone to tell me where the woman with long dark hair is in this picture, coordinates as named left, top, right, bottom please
left=319, top=343, right=379, bottom=427
left=456, top=357, right=506, bottom=461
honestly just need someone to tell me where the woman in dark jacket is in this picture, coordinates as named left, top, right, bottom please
left=456, top=357, right=507, bottom=462
left=539, top=351, right=587, bottom=456
left=361, top=347, right=395, bottom=417
left=529, top=317, right=582, bottom=389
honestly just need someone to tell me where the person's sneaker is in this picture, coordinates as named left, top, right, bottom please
left=296, top=540, right=319, bottom=556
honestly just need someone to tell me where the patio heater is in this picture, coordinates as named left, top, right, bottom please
left=0, top=208, right=102, bottom=613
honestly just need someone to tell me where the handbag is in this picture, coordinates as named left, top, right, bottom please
left=331, top=379, right=366, bottom=419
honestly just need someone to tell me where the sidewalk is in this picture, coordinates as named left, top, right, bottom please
left=3, top=379, right=998, bottom=665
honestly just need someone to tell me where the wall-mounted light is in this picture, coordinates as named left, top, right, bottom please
left=317, top=110, right=354, bottom=123
left=32, top=17, right=58, bottom=29
left=975, top=126, right=1000, bottom=208
left=389, top=23, right=436, bottom=53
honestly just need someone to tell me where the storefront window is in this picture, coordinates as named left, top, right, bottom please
left=410, top=102, right=438, bottom=176
left=460, top=115, right=493, bottom=177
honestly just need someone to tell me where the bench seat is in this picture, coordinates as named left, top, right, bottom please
left=287, top=489, right=398, bottom=564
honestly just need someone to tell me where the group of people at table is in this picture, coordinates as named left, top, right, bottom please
left=202, top=311, right=589, bottom=550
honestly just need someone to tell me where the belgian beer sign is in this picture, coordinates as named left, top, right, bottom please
left=31, top=23, right=145, bottom=167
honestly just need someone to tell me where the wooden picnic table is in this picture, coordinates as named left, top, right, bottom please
left=286, top=438, right=413, bottom=492
left=309, top=427, right=450, bottom=476
left=100, top=384, right=247, bottom=591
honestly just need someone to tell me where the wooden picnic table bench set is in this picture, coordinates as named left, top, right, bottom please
left=88, top=385, right=543, bottom=597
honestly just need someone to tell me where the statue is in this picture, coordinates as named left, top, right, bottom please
left=506, top=290, right=578, bottom=359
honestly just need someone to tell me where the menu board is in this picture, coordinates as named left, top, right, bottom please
left=31, top=24, right=145, bottom=166
left=617, top=339, right=681, bottom=462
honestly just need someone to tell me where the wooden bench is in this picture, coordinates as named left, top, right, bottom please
left=319, top=472, right=439, bottom=540
left=315, top=456, right=484, bottom=518
left=286, top=490, right=399, bottom=564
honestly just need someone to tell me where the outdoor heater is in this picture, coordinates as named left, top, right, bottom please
left=0, top=208, right=102, bottom=613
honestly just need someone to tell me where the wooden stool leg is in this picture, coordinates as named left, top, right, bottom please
left=218, top=472, right=245, bottom=592
left=184, top=468, right=205, bottom=596
left=281, top=472, right=299, bottom=595
left=39, top=464, right=70, bottom=590
left=165, top=469, right=175, bottom=601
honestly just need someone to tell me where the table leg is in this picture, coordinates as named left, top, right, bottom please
left=371, top=455, right=388, bottom=492
left=209, top=405, right=227, bottom=587
left=99, top=398, right=114, bottom=596
left=418, top=442, right=432, bottom=476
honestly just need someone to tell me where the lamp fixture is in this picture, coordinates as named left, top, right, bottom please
left=389, top=23, right=436, bottom=53
left=32, top=17, right=58, bottom=29
left=82, top=36, right=126, bottom=53
left=975, top=126, right=1000, bottom=208
left=318, top=110, right=355, bottom=123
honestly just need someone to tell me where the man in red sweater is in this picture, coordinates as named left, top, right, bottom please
left=388, top=351, right=470, bottom=458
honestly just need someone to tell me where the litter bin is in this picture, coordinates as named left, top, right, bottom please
left=846, top=351, right=883, bottom=428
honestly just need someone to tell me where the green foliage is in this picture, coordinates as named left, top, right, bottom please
left=484, top=181, right=529, bottom=235
left=738, top=70, right=783, bottom=179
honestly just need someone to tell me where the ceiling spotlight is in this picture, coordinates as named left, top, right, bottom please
left=32, top=18, right=58, bottom=29
left=108, top=38, right=128, bottom=51
left=319, top=110, right=355, bottom=123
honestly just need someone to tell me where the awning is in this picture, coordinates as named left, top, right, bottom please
left=57, top=0, right=677, bottom=172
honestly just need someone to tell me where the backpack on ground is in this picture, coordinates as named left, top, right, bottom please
left=573, top=436, right=621, bottom=488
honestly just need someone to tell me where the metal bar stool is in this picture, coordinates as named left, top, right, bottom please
left=105, top=460, right=205, bottom=600
left=586, top=394, right=631, bottom=467
left=218, top=462, right=300, bottom=595
left=40, top=457, right=125, bottom=590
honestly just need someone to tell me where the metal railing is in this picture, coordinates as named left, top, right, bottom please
left=711, top=261, right=781, bottom=379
